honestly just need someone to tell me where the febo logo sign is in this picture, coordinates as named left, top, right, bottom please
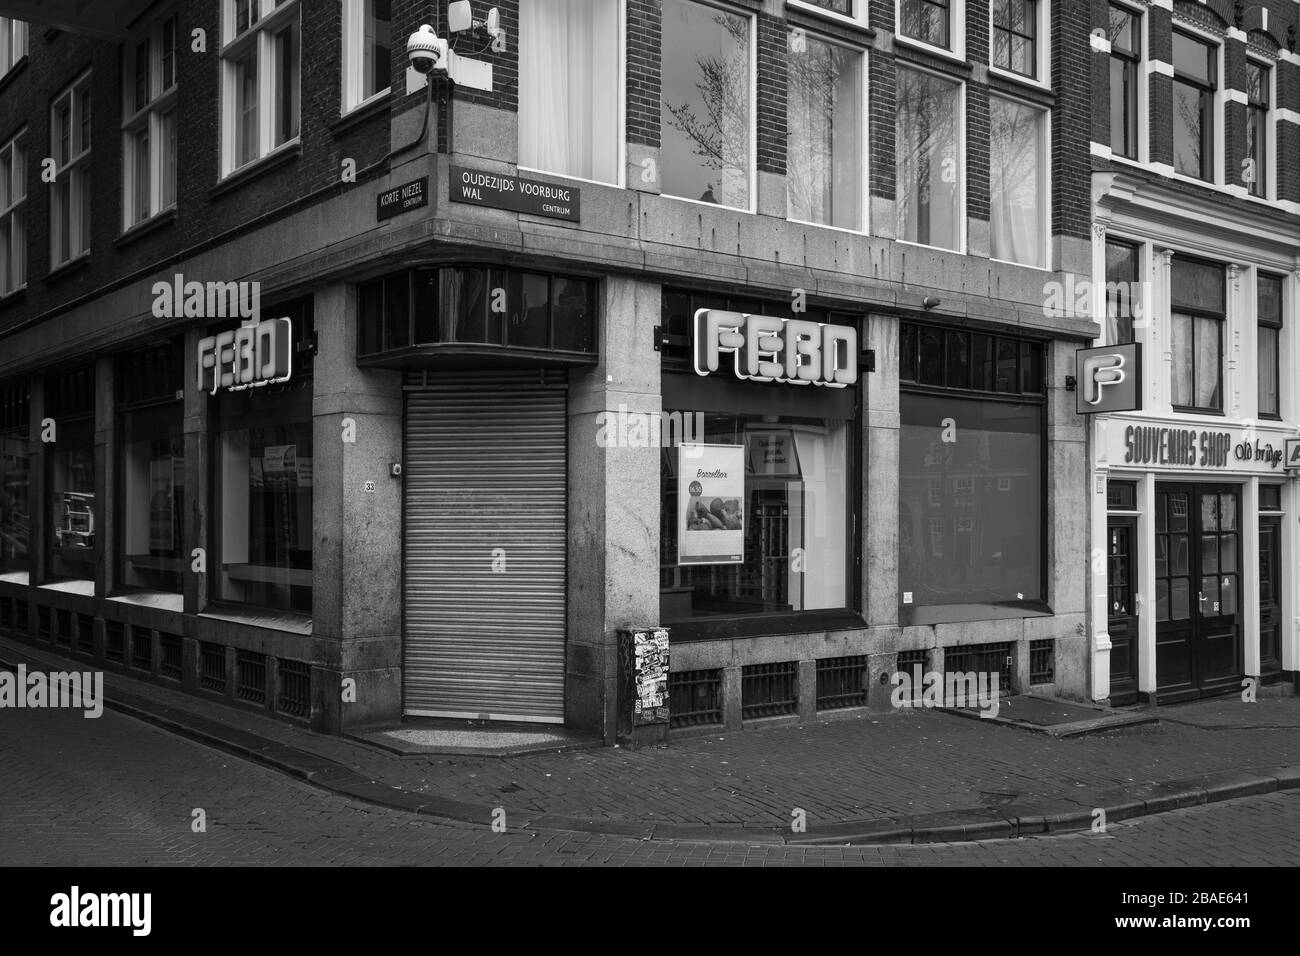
left=1076, top=343, right=1141, bottom=415
left=197, top=317, right=293, bottom=395
left=693, top=309, right=858, bottom=387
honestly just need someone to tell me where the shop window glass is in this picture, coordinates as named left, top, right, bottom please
left=213, top=377, right=312, bottom=614
left=659, top=411, right=853, bottom=621
left=48, top=419, right=96, bottom=582
left=553, top=276, right=596, bottom=352
left=506, top=272, right=550, bottom=349
left=899, top=393, right=1043, bottom=606
left=0, top=380, right=28, bottom=576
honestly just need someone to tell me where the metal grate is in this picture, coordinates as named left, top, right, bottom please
left=944, top=642, right=1013, bottom=696
left=37, top=606, right=51, bottom=642
left=668, top=669, right=723, bottom=728
left=276, top=658, right=311, bottom=718
left=131, top=628, right=152, bottom=670
left=0, top=597, right=11, bottom=630
left=76, top=614, right=94, bottom=654
left=895, top=649, right=930, bottom=705
left=105, top=621, right=125, bottom=663
left=1030, top=639, right=1055, bottom=684
left=236, top=650, right=267, bottom=704
left=816, top=656, right=869, bottom=711
left=199, top=642, right=226, bottom=692
left=55, top=609, right=72, bottom=648
left=742, top=661, right=799, bottom=720
left=159, top=632, right=183, bottom=681
left=15, top=599, right=27, bottom=636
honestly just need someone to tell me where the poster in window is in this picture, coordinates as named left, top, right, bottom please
left=263, top=444, right=299, bottom=487
left=148, top=457, right=174, bottom=552
left=677, top=443, right=744, bottom=566
left=746, top=429, right=801, bottom=477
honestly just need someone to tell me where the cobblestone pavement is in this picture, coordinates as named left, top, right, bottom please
left=2, top=706, right=1298, bottom=866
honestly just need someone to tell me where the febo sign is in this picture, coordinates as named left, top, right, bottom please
left=1076, top=343, right=1142, bottom=415
left=197, top=317, right=292, bottom=395
left=694, top=310, right=858, bottom=387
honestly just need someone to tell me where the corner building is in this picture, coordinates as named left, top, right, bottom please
left=0, top=0, right=1095, bottom=740
left=1088, top=0, right=1300, bottom=703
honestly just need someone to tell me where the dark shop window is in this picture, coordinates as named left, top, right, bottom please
left=46, top=365, right=96, bottom=584
left=116, top=339, right=185, bottom=594
left=0, top=378, right=29, bottom=578
left=899, top=323, right=1046, bottom=610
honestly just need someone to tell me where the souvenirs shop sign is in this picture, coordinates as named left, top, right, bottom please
left=1111, top=423, right=1286, bottom=472
left=693, top=310, right=858, bottom=387
left=197, top=317, right=293, bottom=395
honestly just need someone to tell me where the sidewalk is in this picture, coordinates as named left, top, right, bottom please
left=4, top=635, right=1299, bottom=845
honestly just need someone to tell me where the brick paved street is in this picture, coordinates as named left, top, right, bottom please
left=2, top=705, right=1298, bottom=866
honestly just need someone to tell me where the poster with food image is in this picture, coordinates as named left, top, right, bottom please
left=678, top=443, right=745, bottom=566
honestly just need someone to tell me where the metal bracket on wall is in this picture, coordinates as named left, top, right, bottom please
left=653, top=326, right=689, bottom=353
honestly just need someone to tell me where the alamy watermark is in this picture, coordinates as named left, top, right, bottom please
left=890, top=665, right=1001, bottom=719
left=596, top=405, right=706, bottom=449
left=0, top=665, right=103, bottom=718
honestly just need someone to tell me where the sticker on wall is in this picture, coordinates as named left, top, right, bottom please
left=677, top=443, right=745, bottom=566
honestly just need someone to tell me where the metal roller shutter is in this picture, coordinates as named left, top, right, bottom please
left=403, top=374, right=568, bottom=722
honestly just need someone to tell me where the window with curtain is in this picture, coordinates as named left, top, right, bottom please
left=122, top=11, right=178, bottom=229
left=1108, top=4, right=1141, bottom=159
left=899, top=0, right=953, bottom=50
left=221, top=0, right=300, bottom=176
left=988, top=95, right=1046, bottom=267
left=1245, top=60, right=1270, bottom=198
left=1105, top=239, right=1140, bottom=345
left=1172, top=30, right=1217, bottom=182
left=51, top=73, right=92, bottom=267
left=341, top=0, right=391, bottom=113
left=0, top=17, right=26, bottom=75
left=519, top=0, right=620, bottom=184
left=992, top=0, right=1038, bottom=79
left=1169, top=256, right=1224, bottom=412
left=786, top=30, right=862, bottom=230
left=660, top=0, right=752, bottom=209
left=1258, top=273, right=1282, bottom=418
left=896, top=66, right=961, bottom=251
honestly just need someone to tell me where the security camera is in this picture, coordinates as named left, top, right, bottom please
left=407, top=24, right=447, bottom=75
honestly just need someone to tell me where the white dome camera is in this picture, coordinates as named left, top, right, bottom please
left=407, top=24, right=447, bottom=75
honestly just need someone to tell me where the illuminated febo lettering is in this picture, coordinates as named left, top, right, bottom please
left=215, top=329, right=236, bottom=392
left=197, top=335, right=217, bottom=393
left=233, top=324, right=256, bottom=385
left=822, top=324, right=858, bottom=386
left=254, top=317, right=292, bottom=384
left=743, top=315, right=785, bottom=381
left=694, top=310, right=746, bottom=375
left=195, top=317, right=293, bottom=395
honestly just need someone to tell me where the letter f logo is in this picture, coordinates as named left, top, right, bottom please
left=1083, top=353, right=1125, bottom=406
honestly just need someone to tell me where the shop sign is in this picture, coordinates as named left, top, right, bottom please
left=1287, top=439, right=1300, bottom=470
left=376, top=177, right=428, bottom=221
left=677, top=443, right=744, bottom=566
left=1076, top=343, right=1141, bottom=414
left=197, top=317, right=293, bottom=395
left=1111, top=423, right=1287, bottom=473
left=693, top=310, right=858, bottom=387
left=449, top=165, right=580, bottom=221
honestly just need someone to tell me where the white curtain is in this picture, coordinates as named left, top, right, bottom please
left=519, top=0, right=619, bottom=183
left=989, top=97, right=1044, bottom=267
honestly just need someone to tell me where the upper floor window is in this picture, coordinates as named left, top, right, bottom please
left=988, top=95, right=1047, bottom=267
left=789, top=0, right=862, bottom=21
left=898, top=0, right=959, bottom=54
left=1257, top=273, right=1283, bottom=419
left=341, top=0, right=391, bottom=113
left=786, top=29, right=863, bottom=230
left=1172, top=30, right=1217, bottom=183
left=0, top=131, right=25, bottom=296
left=221, top=0, right=300, bottom=176
left=0, top=17, right=26, bottom=75
left=123, top=13, right=178, bottom=229
left=519, top=0, right=621, bottom=185
left=1244, top=60, right=1270, bottom=198
left=1108, top=4, right=1142, bottom=160
left=992, top=0, right=1043, bottom=81
left=1169, top=256, right=1224, bottom=413
left=896, top=65, right=962, bottom=251
left=51, top=73, right=91, bottom=267
left=660, top=0, right=752, bottom=210
left=1105, top=238, right=1140, bottom=346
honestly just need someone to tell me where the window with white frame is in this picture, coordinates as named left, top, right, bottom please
left=1244, top=59, right=1271, bottom=198
left=1172, top=29, right=1218, bottom=183
left=0, top=131, right=25, bottom=295
left=51, top=73, right=92, bottom=267
left=991, top=0, right=1046, bottom=82
left=895, top=65, right=962, bottom=251
left=989, top=95, right=1047, bottom=268
left=221, top=0, right=300, bottom=176
left=898, top=0, right=959, bottom=54
left=0, top=17, right=26, bottom=75
left=789, top=0, right=859, bottom=20
left=786, top=28, right=863, bottom=230
left=660, top=0, right=752, bottom=209
left=1108, top=3, right=1142, bottom=160
left=123, top=12, right=178, bottom=229
left=519, top=0, right=622, bottom=185
left=341, top=0, right=391, bottom=113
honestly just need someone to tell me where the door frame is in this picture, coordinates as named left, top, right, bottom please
left=1106, top=514, right=1139, bottom=706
